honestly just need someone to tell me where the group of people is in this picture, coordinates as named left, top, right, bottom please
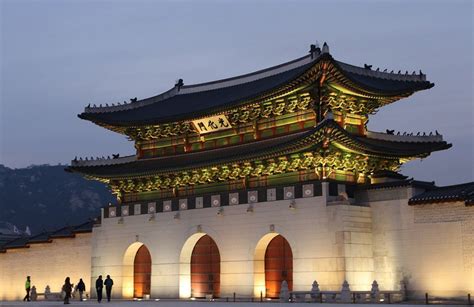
left=23, top=275, right=114, bottom=304
left=61, top=277, right=86, bottom=304
left=95, top=275, right=114, bottom=303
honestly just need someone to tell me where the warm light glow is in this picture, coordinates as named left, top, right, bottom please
left=122, top=242, right=145, bottom=298
left=178, top=233, right=206, bottom=298
left=253, top=232, right=279, bottom=297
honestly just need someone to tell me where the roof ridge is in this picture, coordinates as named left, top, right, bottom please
left=432, top=182, right=474, bottom=190
left=82, top=53, right=317, bottom=115
left=335, top=60, right=427, bottom=82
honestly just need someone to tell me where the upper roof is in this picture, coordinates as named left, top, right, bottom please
left=78, top=43, right=433, bottom=127
left=67, top=119, right=450, bottom=179
left=409, top=182, right=474, bottom=206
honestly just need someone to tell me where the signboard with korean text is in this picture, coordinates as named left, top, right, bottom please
left=192, top=115, right=232, bottom=134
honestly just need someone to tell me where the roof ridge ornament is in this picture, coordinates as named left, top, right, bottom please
left=175, top=78, right=184, bottom=91
left=309, top=42, right=321, bottom=59
left=322, top=42, right=330, bottom=54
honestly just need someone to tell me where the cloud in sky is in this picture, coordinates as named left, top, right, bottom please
left=1, top=0, right=472, bottom=185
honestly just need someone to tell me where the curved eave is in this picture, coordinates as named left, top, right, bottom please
left=77, top=50, right=434, bottom=131
left=327, top=60, right=434, bottom=99
left=77, top=55, right=322, bottom=127
left=67, top=120, right=450, bottom=180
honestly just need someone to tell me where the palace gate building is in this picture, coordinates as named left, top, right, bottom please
left=1, top=43, right=472, bottom=300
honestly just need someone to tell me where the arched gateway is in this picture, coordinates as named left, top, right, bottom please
left=254, top=233, right=293, bottom=298
left=122, top=242, right=152, bottom=299
left=264, top=235, right=293, bottom=298
left=133, top=245, right=152, bottom=298
left=190, top=235, right=221, bottom=298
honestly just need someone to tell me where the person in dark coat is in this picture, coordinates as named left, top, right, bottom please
left=23, top=276, right=31, bottom=302
left=62, top=277, right=73, bottom=305
left=95, top=275, right=103, bottom=303
left=76, top=278, right=86, bottom=301
left=104, top=275, right=114, bottom=302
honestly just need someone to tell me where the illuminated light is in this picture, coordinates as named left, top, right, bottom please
left=155, top=299, right=160, bottom=301
left=133, top=297, right=138, bottom=301
left=179, top=233, right=207, bottom=298
left=190, top=297, right=196, bottom=300
left=192, top=115, right=232, bottom=134
left=253, top=232, right=280, bottom=297
left=266, top=298, right=272, bottom=301
left=122, top=242, right=145, bottom=298
left=137, top=298, right=142, bottom=301
left=380, top=298, right=385, bottom=302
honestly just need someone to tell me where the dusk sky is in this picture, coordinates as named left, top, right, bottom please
left=1, top=0, right=472, bottom=186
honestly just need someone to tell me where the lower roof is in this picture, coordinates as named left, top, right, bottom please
left=409, top=182, right=474, bottom=206
left=0, top=220, right=96, bottom=252
left=67, top=119, right=450, bottom=179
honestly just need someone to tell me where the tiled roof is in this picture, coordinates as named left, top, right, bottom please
left=371, top=170, right=408, bottom=180
left=79, top=58, right=315, bottom=126
left=0, top=220, right=95, bottom=252
left=77, top=45, right=433, bottom=127
left=335, top=61, right=433, bottom=94
left=67, top=119, right=450, bottom=179
left=358, top=179, right=436, bottom=191
left=409, top=182, right=474, bottom=206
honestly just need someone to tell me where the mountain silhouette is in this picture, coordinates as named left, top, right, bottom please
left=0, top=164, right=115, bottom=235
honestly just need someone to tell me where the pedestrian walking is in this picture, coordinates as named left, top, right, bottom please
left=104, top=275, right=114, bottom=302
left=23, top=276, right=31, bottom=302
left=76, top=278, right=86, bottom=301
left=62, top=277, right=73, bottom=304
left=96, top=275, right=103, bottom=303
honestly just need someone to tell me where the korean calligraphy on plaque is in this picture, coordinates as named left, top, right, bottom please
left=192, top=115, right=232, bottom=134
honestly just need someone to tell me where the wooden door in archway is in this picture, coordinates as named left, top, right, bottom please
left=191, top=235, right=220, bottom=298
left=265, top=235, right=293, bottom=298
left=134, top=245, right=151, bottom=298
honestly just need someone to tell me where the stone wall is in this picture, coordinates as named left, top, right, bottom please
left=2, top=184, right=471, bottom=301
left=0, top=233, right=92, bottom=300
left=90, top=194, right=376, bottom=299
left=370, top=188, right=473, bottom=298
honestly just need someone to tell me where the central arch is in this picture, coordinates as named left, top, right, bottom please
left=179, top=232, right=221, bottom=298
left=191, top=235, right=220, bottom=298
left=265, top=235, right=293, bottom=298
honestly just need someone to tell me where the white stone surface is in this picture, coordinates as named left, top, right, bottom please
left=370, top=192, right=474, bottom=297
left=0, top=233, right=92, bottom=300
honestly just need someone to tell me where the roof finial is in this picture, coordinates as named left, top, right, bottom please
left=322, top=42, right=329, bottom=54
left=175, top=78, right=184, bottom=88
left=309, top=42, right=321, bottom=58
